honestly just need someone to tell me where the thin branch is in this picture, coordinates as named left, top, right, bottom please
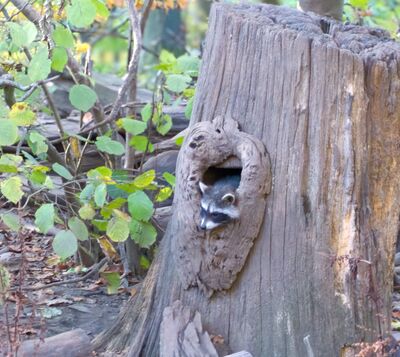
left=15, top=258, right=109, bottom=291
left=107, top=0, right=142, bottom=123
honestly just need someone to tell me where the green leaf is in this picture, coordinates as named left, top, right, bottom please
left=28, top=47, right=51, bottom=82
left=51, top=47, right=68, bottom=72
left=133, top=170, right=155, bottom=189
left=28, top=131, right=48, bottom=155
left=176, top=54, right=200, bottom=76
left=139, top=255, right=150, bottom=269
left=69, top=84, right=97, bottom=112
left=52, top=163, right=73, bottom=180
left=67, top=0, right=96, bottom=28
left=129, top=135, right=154, bottom=153
left=106, top=216, right=129, bottom=242
left=165, top=74, right=191, bottom=93
left=128, top=191, right=154, bottom=221
left=87, top=166, right=112, bottom=181
left=80, top=183, right=95, bottom=202
left=162, top=172, right=176, bottom=187
left=349, top=0, right=368, bottom=10
left=0, top=120, right=18, bottom=146
left=155, top=187, right=173, bottom=202
left=140, top=103, right=152, bottom=122
left=24, top=22, right=37, bottom=45
left=1, top=213, right=21, bottom=232
left=156, top=114, right=172, bottom=136
left=68, top=217, right=89, bottom=241
left=7, top=23, right=26, bottom=47
left=1, top=176, right=23, bottom=203
left=9, top=102, right=36, bottom=126
left=159, top=50, right=177, bottom=65
left=94, top=183, right=107, bottom=207
left=79, top=204, right=96, bottom=220
left=100, top=197, right=126, bottom=219
left=91, top=0, right=110, bottom=18
left=100, top=271, right=120, bottom=294
left=53, top=230, right=78, bottom=260
left=35, top=203, right=55, bottom=234
left=92, top=219, right=107, bottom=231
left=52, top=25, right=74, bottom=48
left=185, top=97, right=194, bottom=120
left=0, top=154, right=22, bottom=173
left=119, top=118, right=147, bottom=135
left=130, top=220, right=157, bottom=248
left=29, top=169, right=47, bottom=185
left=175, top=136, right=184, bottom=146
left=95, top=136, right=125, bottom=155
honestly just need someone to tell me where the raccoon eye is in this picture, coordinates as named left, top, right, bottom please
left=222, top=193, right=235, bottom=204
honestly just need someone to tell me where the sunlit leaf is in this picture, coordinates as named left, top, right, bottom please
left=133, top=170, right=155, bottom=189
left=79, top=203, right=96, bottom=220
left=106, top=216, right=129, bottom=242
left=1, top=176, right=23, bottom=203
left=155, top=186, right=173, bottom=202
left=162, top=172, right=176, bottom=187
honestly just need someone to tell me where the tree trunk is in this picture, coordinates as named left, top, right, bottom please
left=94, top=3, right=400, bottom=356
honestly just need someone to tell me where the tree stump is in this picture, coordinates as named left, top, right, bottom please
left=93, top=3, right=400, bottom=356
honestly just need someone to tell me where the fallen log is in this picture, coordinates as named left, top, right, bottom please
left=18, top=328, right=92, bottom=357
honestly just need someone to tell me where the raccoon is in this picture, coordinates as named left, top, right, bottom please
left=199, top=175, right=240, bottom=230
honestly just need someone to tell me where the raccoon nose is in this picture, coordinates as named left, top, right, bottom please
left=199, top=223, right=207, bottom=230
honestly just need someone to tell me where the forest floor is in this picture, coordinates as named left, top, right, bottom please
left=0, top=210, right=136, bottom=353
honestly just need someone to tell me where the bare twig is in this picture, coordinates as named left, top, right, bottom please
left=107, top=0, right=142, bottom=123
left=16, top=258, right=109, bottom=291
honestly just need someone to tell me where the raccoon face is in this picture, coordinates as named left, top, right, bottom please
left=199, top=180, right=240, bottom=231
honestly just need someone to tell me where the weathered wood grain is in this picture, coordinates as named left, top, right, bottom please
left=93, top=3, right=400, bottom=356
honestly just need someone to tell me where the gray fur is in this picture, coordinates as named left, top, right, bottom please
left=199, top=175, right=240, bottom=230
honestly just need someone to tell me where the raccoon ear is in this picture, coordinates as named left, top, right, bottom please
left=222, top=193, right=235, bottom=204
left=199, top=181, right=208, bottom=194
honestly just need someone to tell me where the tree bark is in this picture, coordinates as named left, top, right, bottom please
left=94, top=3, right=400, bottom=356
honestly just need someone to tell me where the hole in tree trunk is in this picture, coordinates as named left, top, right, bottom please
left=202, top=156, right=242, bottom=185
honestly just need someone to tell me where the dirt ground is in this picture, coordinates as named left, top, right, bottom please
left=0, top=214, right=134, bottom=355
